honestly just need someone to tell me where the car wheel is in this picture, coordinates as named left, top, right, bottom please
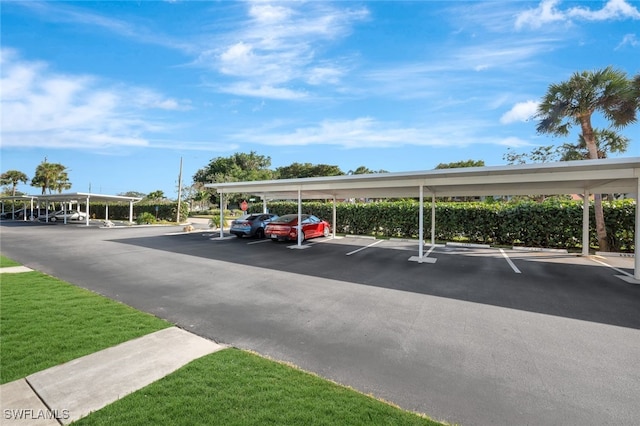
left=299, top=231, right=306, bottom=242
left=79, top=216, right=85, bottom=221
left=256, top=228, right=265, bottom=239
left=323, top=225, right=330, bottom=237
left=50, top=217, right=57, bottom=222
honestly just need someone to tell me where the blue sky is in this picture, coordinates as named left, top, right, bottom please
left=1, top=0, right=639, bottom=199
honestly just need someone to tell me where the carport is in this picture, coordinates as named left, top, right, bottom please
left=0, top=195, right=39, bottom=220
left=0, top=192, right=142, bottom=225
left=206, top=157, right=640, bottom=280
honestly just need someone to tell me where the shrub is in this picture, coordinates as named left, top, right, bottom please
left=247, top=199, right=635, bottom=251
left=88, top=202, right=188, bottom=222
left=209, top=216, right=220, bottom=229
left=136, top=212, right=156, bottom=225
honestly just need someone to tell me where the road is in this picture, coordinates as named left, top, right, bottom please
left=2, top=221, right=639, bottom=426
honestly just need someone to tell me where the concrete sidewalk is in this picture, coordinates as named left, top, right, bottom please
left=0, top=266, right=34, bottom=274
left=1, top=327, right=225, bottom=425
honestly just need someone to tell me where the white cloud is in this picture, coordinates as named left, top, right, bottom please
left=11, top=2, right=366, bottom=100
left=237, top=117, right=429, bottom=148
left=219, top=42, right=255, bottom=74
left=248, top=3, right=292, bottom=23
left=456, top=40, right=555, bottom=71
left=129, top=88, right=191, bottom=111
left=0, top=50, right=188, bottom=150
left=230, top=117, right=512, bottom=150
left=12, top=1, right=194, bottom=53
left=201, top=2, right=369, bottom=99
left=500, top=101, right=539, bottom=124
left=217, top=82, right=307, bottom=100
left=568, top=0, right=640, bottom=21
left=306, top=66, right=344, bottom=85
left=616, top=33, right=639, bottom=49
left=515, top=0, right=566, bottom=29
left=495, top=137, right=535, bottom=148
left=515, top=0, right=640, bottom=30
left=357, top=37, right=556, bottom=103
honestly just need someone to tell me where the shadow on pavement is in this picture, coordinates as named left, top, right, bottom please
left=108, top=232, right=640, bottom=331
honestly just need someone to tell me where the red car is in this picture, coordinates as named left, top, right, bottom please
left=265, top=214, right=331, bottom=242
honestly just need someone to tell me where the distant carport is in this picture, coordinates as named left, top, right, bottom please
left=206, top=157, right=640, bottom=280
left=0, top=195, right=39, bottom=220
left=0, top=192, right=142, bottom=225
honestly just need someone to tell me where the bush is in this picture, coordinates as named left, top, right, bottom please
left=86, top=202, right=188, bottom=223
left=136, top=212, right=156, bottom=225
left=248, top=199, right=636, bottom=251
left=209, top=216, right=220, bottom=229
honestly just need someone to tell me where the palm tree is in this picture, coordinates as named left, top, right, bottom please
left=31, top=160, right=70, bottom=195
left=560, top=129, right=630, bottom=161
left=53, top=171, right=72, bottom=193
left=0, top=170, right=29, bottom=196
left=535, top=67, right=637, bottom=252
left=193, top=190, right=210, bottom=210
left=146, top=190, right=165, bottom=201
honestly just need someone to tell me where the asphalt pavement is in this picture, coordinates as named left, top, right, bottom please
left=1, top=220, right=639, bottom=426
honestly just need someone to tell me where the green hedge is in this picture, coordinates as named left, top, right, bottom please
left=249, top=200, right=636, bottom=251
left=86, top=202, right=189, bottom=223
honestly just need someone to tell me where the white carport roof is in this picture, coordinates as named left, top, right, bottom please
left=29, top=192, right=142, bottom=203
left=1, top=192, right=142, bottom=224
left=0, top=192, right=142, bottom=203
left=205, top=157, right=640, bottom=200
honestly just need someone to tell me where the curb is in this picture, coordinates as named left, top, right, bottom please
left=595, top=251, right=635, bottom=258
left=446, top=242, right=491, bottom=249
left=512, top=247, right=569, bottom=253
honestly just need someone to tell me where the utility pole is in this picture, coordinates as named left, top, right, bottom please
left=176, top=157, right=183, bottom=223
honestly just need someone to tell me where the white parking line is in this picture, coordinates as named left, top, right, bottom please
left=247, top=239, right=272, bottom=245
left=589, top=257, right=633, bottom=278
left=499, top=248, right=522, bottom=274
left=346, top=239, right=384, bottom=256
left=425, top=244, right=437, bottom=257
left=408, top=244, right=439, bottom=262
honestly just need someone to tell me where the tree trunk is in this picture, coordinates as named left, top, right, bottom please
left=593, top=193, right=608, bottom=251
left=580, top=116, right=609, bottom=252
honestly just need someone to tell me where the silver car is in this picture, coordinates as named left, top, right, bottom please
left=49, top=210, right=87, bottom=222
left=230, top=213, right=278, bottom=238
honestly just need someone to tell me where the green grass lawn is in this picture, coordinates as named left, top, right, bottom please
left=0, top=255, right=21, bottom=268
left=74, top=348, right=443, bottom=426
left=1, top=255, right=446, bottom=425
left=0, top=262, right=170, bottom=383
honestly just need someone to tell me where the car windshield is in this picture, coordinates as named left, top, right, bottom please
left=302, top=215, right=321, bottom=224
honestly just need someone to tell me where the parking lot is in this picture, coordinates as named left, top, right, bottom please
left=1, top=221, right=639, bottom=425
